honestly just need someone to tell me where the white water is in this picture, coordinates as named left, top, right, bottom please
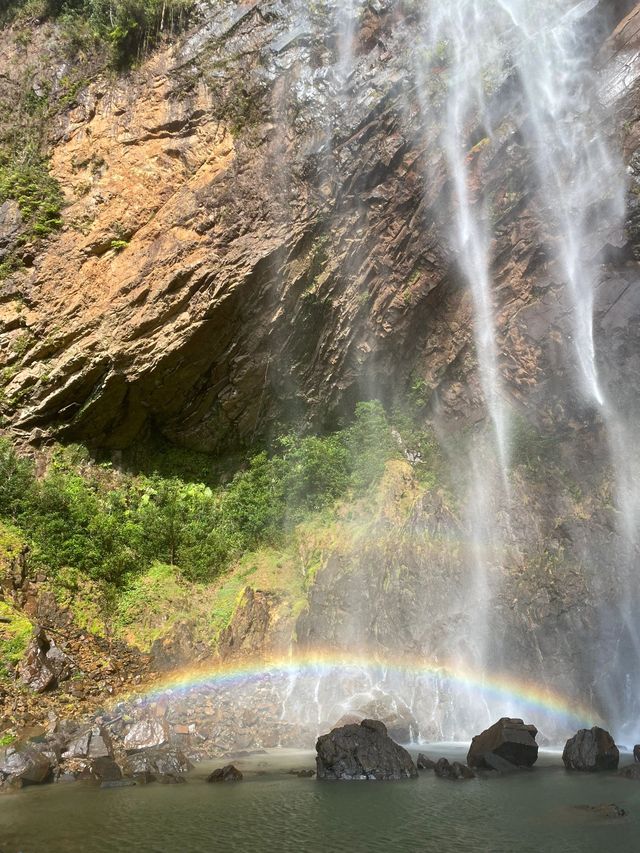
left=217, top=0, right=639, bottom=741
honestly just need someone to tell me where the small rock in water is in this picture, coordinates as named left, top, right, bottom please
left=618, top=763, right=640, bottom=780
left=572, top=804, right=626, bottom=818
left=433, top=758, right=475, bottom=780
left=123, top=746, right=192, bottom=784
left=416, top=753, right=436, bottom=770
left=562, top=727, right=619, bottom=772
left=207, top=764, right=243, bottom=783
left=467, top=718, right=538, bottom=769
left=100, top=779, right=136, bottom=789
left=315, top=719, right=418, bottom=781
left=633, top=744, right=640, bottom=762
left=288, top=768, right=314, bottom=778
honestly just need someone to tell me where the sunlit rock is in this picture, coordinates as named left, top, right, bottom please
left=0, top=746, right=53, bottom=787
left=123, top=719, right=170, bottom=753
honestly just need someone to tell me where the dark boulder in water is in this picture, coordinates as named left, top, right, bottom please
left=467, top=718, right=539, bottom=769
left=433, top=758, right=475, bottom=780
left=123, top=746, right=192, bottom=783
left=315, top=719, right=418, bottom=781
left=207, top=764, right=243, bottom=783
left=618, top=763, right=640, bottom=780
left=416, top=753, right=436, bottom=770
left=75, top=757, right=123, bottom=783
left=562, top=727, right=619, bottom=772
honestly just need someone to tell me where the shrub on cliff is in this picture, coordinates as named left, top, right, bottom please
left=2, top=0, right=196, bottom=67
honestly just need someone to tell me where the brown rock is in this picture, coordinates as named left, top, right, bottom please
left=206, top=764, right=243, bottom=783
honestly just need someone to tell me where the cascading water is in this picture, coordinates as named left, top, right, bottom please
left=164, top=0, right=640, bottom=747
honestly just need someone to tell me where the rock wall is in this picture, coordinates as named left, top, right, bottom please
left=0, top=0, right=637, bottom=453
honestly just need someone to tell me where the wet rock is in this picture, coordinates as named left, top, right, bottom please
left=634, top=744, right=640, bottom=762
left=562, top=727, right=619, bottom=772
left=16, top=628, right=75, bottom=693
left=467, top=718, right=539, bottom=769
left=315, top=719, right=418, bottom=781
left=416, top=753, right=436, bottom=770
left=124, top=719, right=169, bottom=752
left=87, top=726, right=113, bottom=759
left=434, top=758, right=475, bottom=780
left=101, top=779, right=136, bottom=789
left=207, top=764, right=243, bottom=782
left=62, top=725, right=113, bottom=760
left=288, top=768, right=314, bottom=777
left=618, top=763, right=640, bottom=779
left=122, top=746, right=192, bottom=783
left=17, top=629, right=56, bottom=693
left=0, top=745, right=53, bottom=785
left=75, top=757, right=123, bottom=783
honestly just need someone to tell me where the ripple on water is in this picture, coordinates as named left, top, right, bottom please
left=0, top=750, right=637, bottom=853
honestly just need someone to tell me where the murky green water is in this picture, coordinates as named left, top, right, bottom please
left=1, top=747, right=639, bottom=853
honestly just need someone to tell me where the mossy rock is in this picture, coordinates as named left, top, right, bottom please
left=0, top=600, right=32, bottom=679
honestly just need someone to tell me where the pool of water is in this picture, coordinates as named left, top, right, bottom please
left=1, top=746, right=639, bottom=853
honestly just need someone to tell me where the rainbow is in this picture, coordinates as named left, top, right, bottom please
left=130, top=649, right=600, bottom=728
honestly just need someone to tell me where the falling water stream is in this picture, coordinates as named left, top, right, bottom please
left=269, top=0, right=640, bottom=743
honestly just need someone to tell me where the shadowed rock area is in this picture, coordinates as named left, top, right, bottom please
left=467, top=718, right=539, bottom=770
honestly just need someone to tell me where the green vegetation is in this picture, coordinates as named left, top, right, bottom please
left=0, top=402, right=440, bottom=594
left=0, top=601, right=32, bottom=678
left=2, top=0, right=196, bottom=67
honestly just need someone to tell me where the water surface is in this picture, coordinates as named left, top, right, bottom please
left=1, top=747, right=638, bottom=852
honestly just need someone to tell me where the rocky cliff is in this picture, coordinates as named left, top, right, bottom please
left=0, top=0, right=636, bottom=453
left=2, top=0, right=640, bottom=747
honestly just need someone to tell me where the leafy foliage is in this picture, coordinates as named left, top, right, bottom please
left=2, top=0, right=196, bottom=67
left=0, top=402, right=440, bottom=590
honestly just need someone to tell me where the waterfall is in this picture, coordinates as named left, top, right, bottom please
left=203, top=0, right=638, bottom=744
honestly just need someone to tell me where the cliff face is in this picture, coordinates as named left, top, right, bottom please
left=2, top=0, right=640, bottom=744
left=0, top=0, right=636, bottom=453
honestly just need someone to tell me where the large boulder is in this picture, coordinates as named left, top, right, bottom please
left=206, top=764, right=243, bottom=782
left=0, top=745, right=54, bottom=786
left=123, top=719, right=169, bottom=753
left=315, top=719, right=418, bottom=781
left=122, top=746, right=192, bottom=783
left=62, top=726, right=113, bottom=760
left=562, top=727, right=619, bottom=771
left=467, top=718, right=539, bottom=769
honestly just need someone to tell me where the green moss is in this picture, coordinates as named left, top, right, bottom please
left=0, top=601, right=32, bottom=679
left=50, top=566, right=109, bottom=637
